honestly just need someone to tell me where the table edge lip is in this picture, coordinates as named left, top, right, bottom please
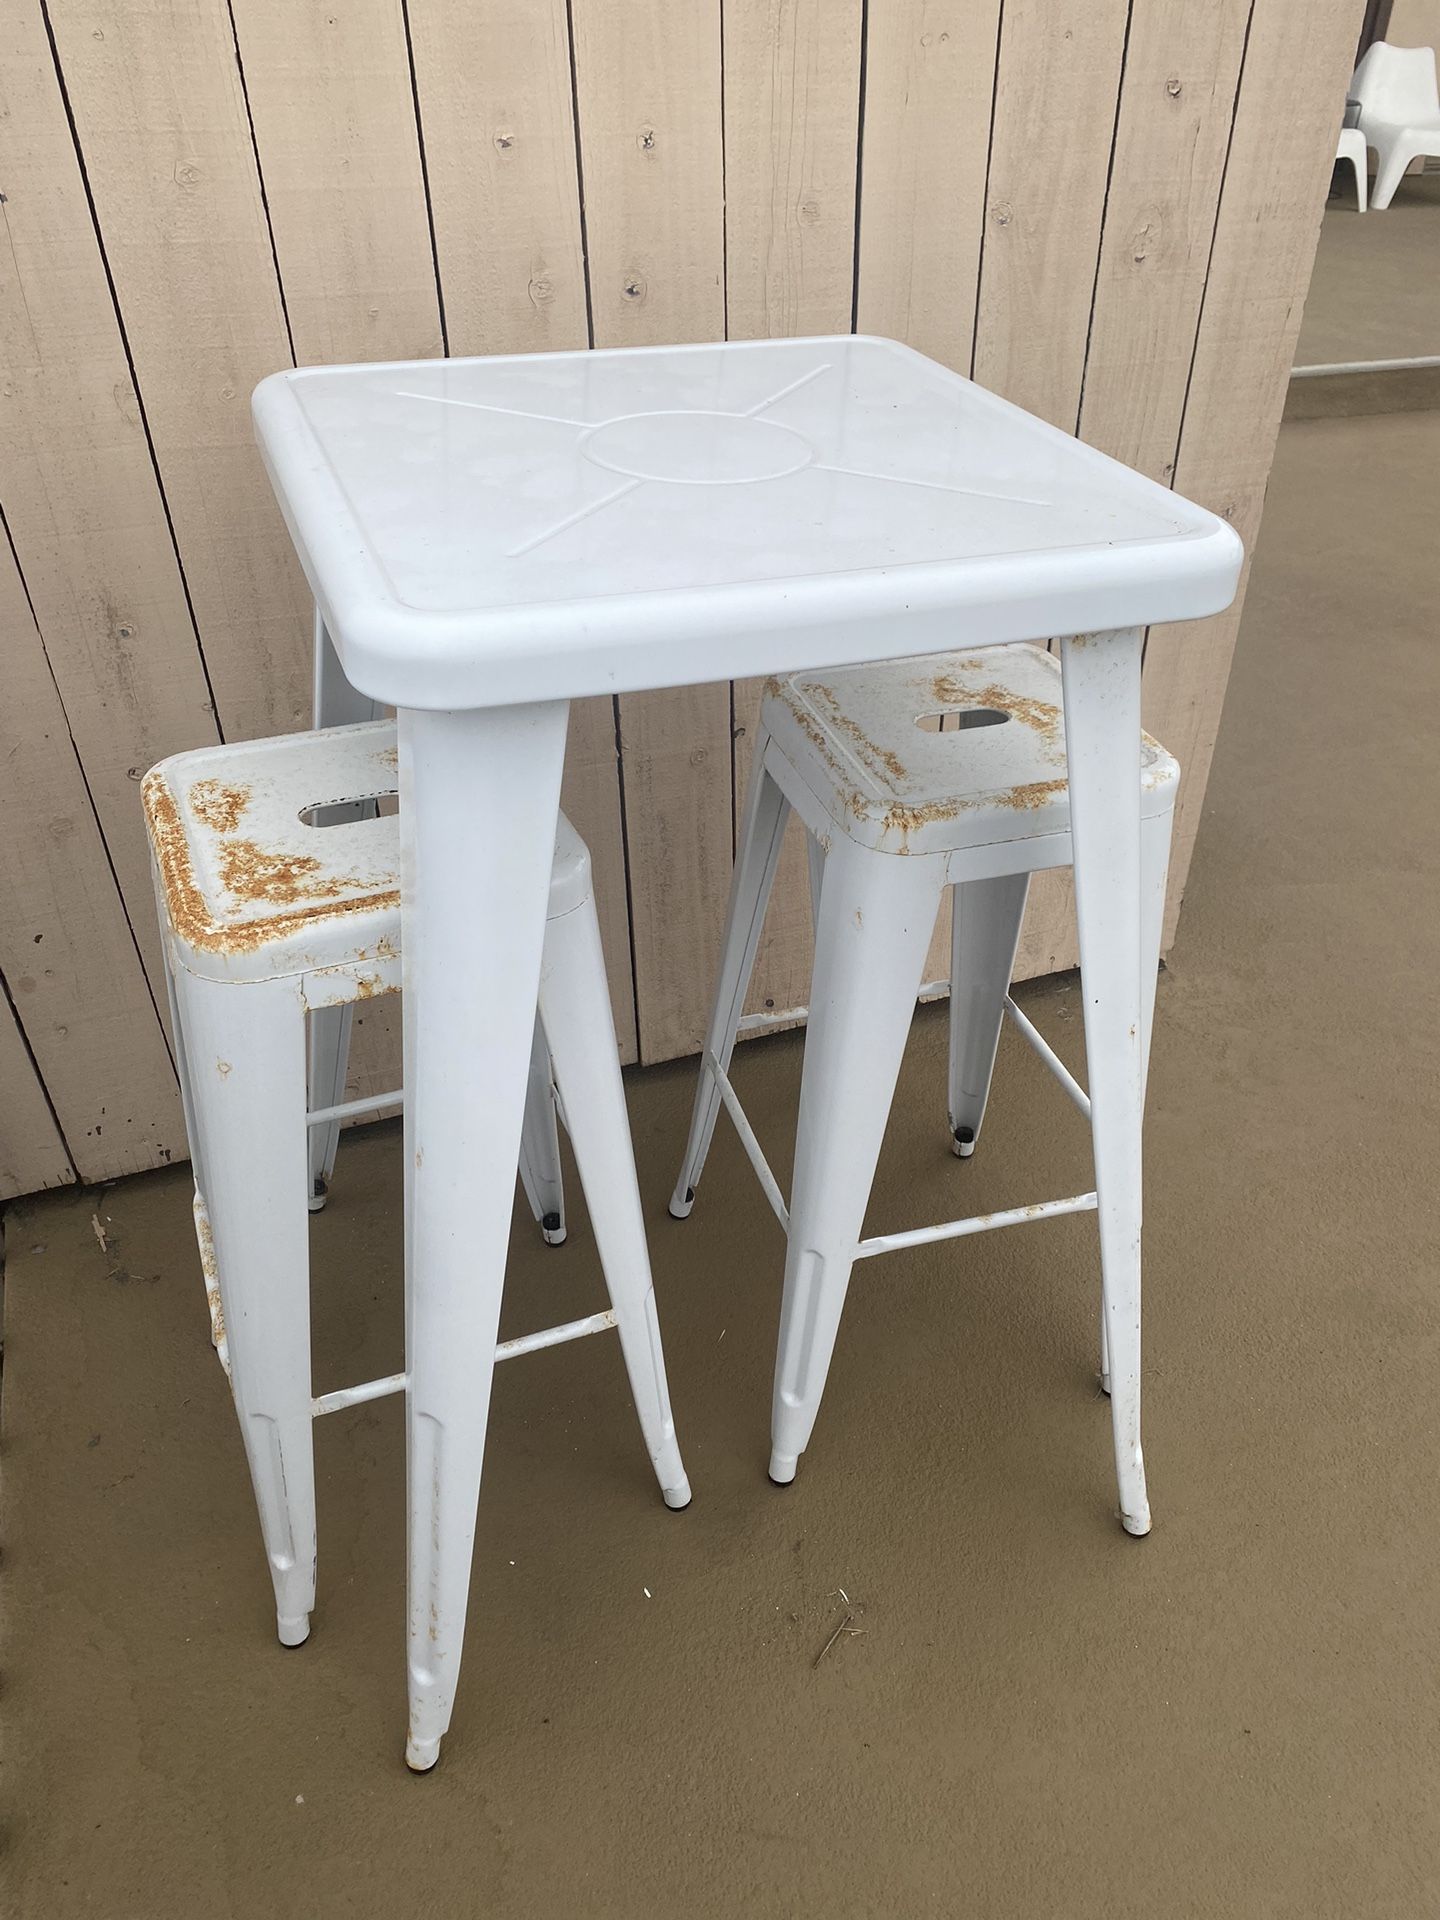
left=252, top=337, right=1245, bottom=700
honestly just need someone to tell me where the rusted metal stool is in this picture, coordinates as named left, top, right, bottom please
left=144, top=720, right=690, bottom=1667
left=672, top=643, right=1178, bottom=1528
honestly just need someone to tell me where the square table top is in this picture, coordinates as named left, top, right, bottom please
left=254, top=335, right=1242, bottom=710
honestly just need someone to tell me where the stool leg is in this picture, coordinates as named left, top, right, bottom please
left=946, top=873, right=1030, bottom=1158
left=174, top=966, right=317, bottom=1641
left=770, top=843, right=945, bottom=1484
left=1060, top=630, right=1150, bottom=1537
left=308, top=610, right=381, bottom=1210
left=540, top=896, right=691, bottom=1507
left=806, top=830, right=826, bottom=926
left=306, top=1004, right=355, bottom=1210
left=517, top=1015, right=567, bottom=1246
left=669, top=743, right=790, bottom=1218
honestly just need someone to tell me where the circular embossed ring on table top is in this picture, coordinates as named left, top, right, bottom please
left=579, top=409, right=816, bottom=487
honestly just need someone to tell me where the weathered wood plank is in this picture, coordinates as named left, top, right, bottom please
left=854, top=0, right=1003, bottom=373
left=569, top=0, right=725, bottom=349
left=724, top=0, right=864, bottom=340
left=1077, top=0, right=1252, bottom=481
left=725, top=0, right=865, bottom=1025
left=0, top=531, right=182, bottom=1178
left=46, top=0, right=311, bottom=744
left=0, top=0, right=218, bottom=1013
left=971, top=0, right=1130, bottom=427
left=1143, top=0, right=1364, bottom=944
left=571, top=0, right=729, bottom=1063
left=408, top=0, right=589, bottom=357
left=228, top=0, right=443, bottom=365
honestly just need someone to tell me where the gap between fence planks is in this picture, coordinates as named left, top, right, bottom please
left=0, top=990, right=74, bottom=1199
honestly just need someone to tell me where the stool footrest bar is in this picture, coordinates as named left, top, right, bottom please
left=853, top=1190, right=1098, bottom=1260
left=306, top=1088, right=403, bottom=1129
left=1002, top=997, right=1091, bottom=1118
left=496, top=1308, right=617, bottom=1361
left=310, top=1311, right=619, bottom=1417
left=704, top=1051, right=790, bottom=1231
left=312, top=1371, right=405, bottom=1417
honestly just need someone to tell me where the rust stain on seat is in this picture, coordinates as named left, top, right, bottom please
left=1003, top=777, right=1068, bottom=810
left=807, top=682, right=909, bottom=784
left=144, top=769, right=398, bottom=957
left=880, top=794, right=970, bottom=844
left=189, top=778, right=252, bottom=834
left=929, top=670, right=1062, bottom=741
left=217, top=838, right=356, bottom=907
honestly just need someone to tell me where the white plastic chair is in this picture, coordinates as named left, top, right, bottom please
left=1336, top=125, right=1369, bottom=211
left=145, top=721, right=690, bottom=1702
left=1352, top=42, right=1440, bottom=209
left=672, top=644, right=1179, bottom=1535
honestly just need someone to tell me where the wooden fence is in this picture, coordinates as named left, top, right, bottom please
left=0, top=0, right=1362, bottom=1196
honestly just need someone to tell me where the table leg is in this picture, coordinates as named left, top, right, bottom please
left=398, top=699, right=570, bottom=1771
left=1059, top=629, right=1151, bottom=1538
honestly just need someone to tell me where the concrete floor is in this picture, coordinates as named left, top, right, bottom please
left=5, top=410, right=1439, bottom=1916
left=1295, top=170, right=1440, bottom=365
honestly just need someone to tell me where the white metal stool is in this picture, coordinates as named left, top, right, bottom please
left=671, top=644, right=1178, bottom=1534
left=144, top=720, right=690, bottom=1687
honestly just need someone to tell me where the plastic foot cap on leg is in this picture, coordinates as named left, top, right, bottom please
left=668, top=1186, right=696, bottom=1220
left=662, top=1475, right=693, bottom=1511
left=768, top=1451, right=798, bottom=1486
left=541, top=1212, right=567, bottom=1247
left=952, top=1126, right=976, bottom=1159
left=1120, top=1507, right=1152, bottom=1538
left=277, top=1611, right=311, bottom=1648
left=307, top=1178, right=329, bottom=1215
left=405, top=1734, right=442, bottom=1773
left=1099, top=1371, right=1112, bottom=1396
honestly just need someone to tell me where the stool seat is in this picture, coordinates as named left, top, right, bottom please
left=144, top=720, right=590, bottom=982
left=764, top=645, right=1177, bottom=854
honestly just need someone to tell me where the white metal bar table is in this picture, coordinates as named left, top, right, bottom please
left=254, top=336, right=1242, bottom=1769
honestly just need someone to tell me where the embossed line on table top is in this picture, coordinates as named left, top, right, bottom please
left=383, top=360, right=1055, bottom=562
